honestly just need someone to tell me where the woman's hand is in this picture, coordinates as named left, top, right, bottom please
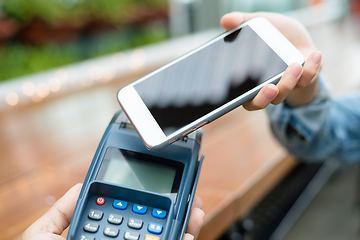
left=221, top=12, right=322, bottom=109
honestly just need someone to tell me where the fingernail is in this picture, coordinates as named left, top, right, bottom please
left=290, top=65, right=302, bottom=79
left=183, top=233, right=195, bottom=240
left=262, top=85, right=278, bottom=101
left=200, top=209, right=205, bottom=218
left=310, top=51, right=322, bottom=65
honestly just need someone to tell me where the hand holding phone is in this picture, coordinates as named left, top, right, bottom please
left=221, top=12, right=322, bottom=109
left=118, top=17, right=304, bottom=150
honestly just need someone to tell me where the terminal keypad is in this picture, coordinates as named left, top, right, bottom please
left=78, top=196, right=168, bottom=240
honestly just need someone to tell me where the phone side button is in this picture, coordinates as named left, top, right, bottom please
left=182, top=121, right=209, bottom=137
left=182, top=129, right=195, bottom=138
left=195, top=121, right=209, bottom=130
left=169, top=138, right=178, bottom=144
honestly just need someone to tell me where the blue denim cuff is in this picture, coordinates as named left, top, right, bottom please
left=266, top=74, right=331, bottom=142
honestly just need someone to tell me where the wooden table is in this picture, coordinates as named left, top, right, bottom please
left=0, top=72, right=296, bottom=240
left=196, top=102, right=297, bottom=240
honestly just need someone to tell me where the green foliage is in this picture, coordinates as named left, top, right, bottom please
left=132, top=23, right=169, bottom=47
left=0, top=0, right=169, bottom=81
left=1, top=0, right=167, bottom=25
left=0, top=43, right=79, bottom=81
left=0, top=25, right=169, bottom=82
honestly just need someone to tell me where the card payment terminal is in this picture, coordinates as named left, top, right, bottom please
left=67, top=110, right=203, bottom=240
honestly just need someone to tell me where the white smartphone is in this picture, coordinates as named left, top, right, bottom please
left=118, top=17, right=304, bottom=151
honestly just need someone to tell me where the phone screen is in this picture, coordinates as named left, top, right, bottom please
left=134, top=25, right=288, bottom=135
left=96, top=147, right=184, bottom=201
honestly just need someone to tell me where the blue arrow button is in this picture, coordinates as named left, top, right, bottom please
left=133, top=204, right=147, bottom=214
left=113, top=200, right=128, bottom=210
left=152, top=208, right=167, bottom=219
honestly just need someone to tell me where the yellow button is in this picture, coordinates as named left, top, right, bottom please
left=145, top=234, right=160, bottom=240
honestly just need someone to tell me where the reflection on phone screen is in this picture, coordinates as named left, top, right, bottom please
left=134, top=26, right=287, bottom=135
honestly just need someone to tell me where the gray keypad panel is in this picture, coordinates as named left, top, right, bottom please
left=76, top=195, right=169, bottom=240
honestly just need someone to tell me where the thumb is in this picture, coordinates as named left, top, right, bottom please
left=220, top=12, right=257, bottom=30
left=22, top=184, right=82, bottom=239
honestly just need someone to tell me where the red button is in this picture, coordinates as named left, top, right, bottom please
left=96, top=197, right=105, bottom=205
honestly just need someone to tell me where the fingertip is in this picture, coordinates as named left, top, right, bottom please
left=61, top=183, right=82, bottom=201
left=308, top=50, right=322, bottom=65
left=199, top=208, right=205, bottom=218
left=194, top=207, right=205, bottom=221
left=243, top=84, right=278, bottom=111
left=289, top=62, right=303, bottom=79
left=262, top=84, right=278, bottom=101
left=189, top=208, right=205, bottom=234
left=220, top=12, right=244, bottom=30
left=295, top=51, right=321, bottom=88
left=73, top=183, right=83, bottom=192
left=183, top=233, right=195, bottom=240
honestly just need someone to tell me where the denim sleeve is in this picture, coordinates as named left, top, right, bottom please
left=266, top=75, right=360, bottom=163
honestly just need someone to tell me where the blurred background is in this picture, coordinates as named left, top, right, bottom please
left=0, top=0, right=360, bottom=239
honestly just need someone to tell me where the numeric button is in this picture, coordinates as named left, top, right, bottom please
left=128, top=218, right=143, bottom=229
left=83, top=221, right=99, bottom=233
left=88, top=209, right=103, bottom=220
left=79, top=234, right=94, bottom=240
left=108, top=213, right=123, bottom=225
left=103, top=226, right=119, bottom=238
left=124, top=231, right=140, bottom=240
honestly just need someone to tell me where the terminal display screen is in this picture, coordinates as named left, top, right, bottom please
left=96, top=147, right=184, bottom=201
